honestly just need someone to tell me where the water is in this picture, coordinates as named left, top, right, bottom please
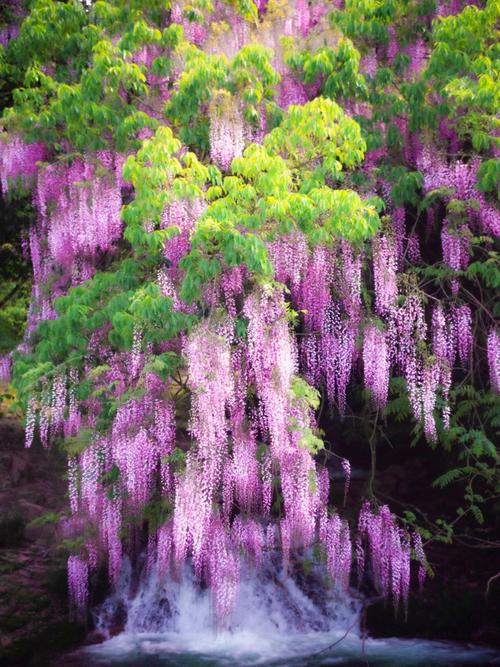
left=64, top=559, right=500, bottom=667
left=73, top=633, right=499, bottom=666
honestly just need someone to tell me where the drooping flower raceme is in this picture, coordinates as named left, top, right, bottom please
left=0, top=353, right=12, bottom=382
left=487, top=329, right=500, bottom=394
left=363, top=324, right=390, bottom=409
left=209, top=93, right=246, bottom=171
left=0, top=135, right=45, bottom=193
left=357, top=502, right=412, bottom=611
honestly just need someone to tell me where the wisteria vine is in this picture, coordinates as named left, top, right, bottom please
left=0, top=0, right=498, bottom=627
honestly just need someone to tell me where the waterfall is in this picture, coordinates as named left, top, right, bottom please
left=94, top=553, right=360, bottom=642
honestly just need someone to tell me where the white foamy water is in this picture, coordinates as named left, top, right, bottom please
left=70, top=558, right=499, bottom=667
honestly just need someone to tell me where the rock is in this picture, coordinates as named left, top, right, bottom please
left=83, top=630, right=106, bottom=646
left=0, top=415, right=85, bottom=666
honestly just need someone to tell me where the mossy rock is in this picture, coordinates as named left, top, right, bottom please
left=1, top=611, right=34, bottom=631
left=366, top=586, right=500, bottom=644
left=45, top=564, right=70, bottom=601
left=0, top=514, right=25, bottom=548
left=0, top=619, right=86, bottom=666
left=0, top=555, right=26, bottom=574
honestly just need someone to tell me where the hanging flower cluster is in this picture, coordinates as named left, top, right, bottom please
left=0, top=135, right=45, bottom=193
left=36, top=156, right=123, bottom=272
left=418, top=152, right=499, bottom=238
left=357, top=502, right=415, bottom=611
left=487, top=329, right=500, bottom=394
left=441, top=222, right=470, bottom=294
left=186, top=320, right=235, bottom=504
left=363, top=324, right=390, bottom=409
left=209, top=93, right=246, bottom=171
left=264, top=222, right=477, bottom=443
left=0, top=353, right=11, bottom=383
left=162, top=197, right=207, bottom=272
left=67, top=555, right=89, bottom=618
left=27, top=356, right=176, bottom=589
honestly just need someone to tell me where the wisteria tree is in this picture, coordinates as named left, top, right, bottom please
left=0, top=0, right=498, bottom=626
